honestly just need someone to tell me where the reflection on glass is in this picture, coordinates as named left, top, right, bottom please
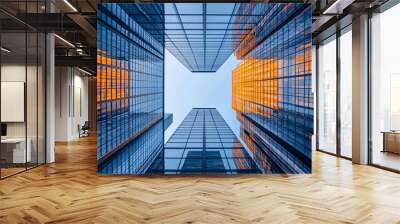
left=318, top=36, right=337, bottom=154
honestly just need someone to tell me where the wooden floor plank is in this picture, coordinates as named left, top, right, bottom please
left=1, top=136, right=400, bottom=224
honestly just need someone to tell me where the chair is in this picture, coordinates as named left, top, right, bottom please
left=78, top=121, right=90, bottom=138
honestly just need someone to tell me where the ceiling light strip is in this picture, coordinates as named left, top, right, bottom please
left=1, top=47, right=11, bottom=53
left=54, top=34, right=75, bottom=48
left=63, top=0, right=78, bottom=12
left=78, top=67, right=93, bottom=76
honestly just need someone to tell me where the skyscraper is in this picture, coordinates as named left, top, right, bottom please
left=97, top=4, right=166, bottom=174
left=148, top=108, right=260, bottom=174
left=232, top=5, right=313, bottom=173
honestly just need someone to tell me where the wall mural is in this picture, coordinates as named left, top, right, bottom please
left=97, top=3, right=313, bottom=174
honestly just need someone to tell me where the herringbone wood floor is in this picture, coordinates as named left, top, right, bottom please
left=1, top=136, right=400, bottom=224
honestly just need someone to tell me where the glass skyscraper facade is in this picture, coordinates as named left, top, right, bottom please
left=148, top=108, right=260, bottom=174
left=97, top=3, right=313, bottom=175
left=97, top=4, right=165, bottom=174
left=232, top=4, right=313, bottom=173
left=125, top=3, right=270, bottom=73
left=164, top=113, right=173, bottom=131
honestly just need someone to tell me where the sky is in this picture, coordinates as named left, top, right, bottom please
left=164, top=50, right=241, bottom=141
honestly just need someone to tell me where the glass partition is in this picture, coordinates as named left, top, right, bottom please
left=316, top=26, right=353, bottom=159
left=0, top=2, right=46, bottom=179
left=1, top=31, right=27, bottom=177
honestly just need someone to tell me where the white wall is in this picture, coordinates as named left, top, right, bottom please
left=54, top=67, right=89, bottom=141
left=1, top=65, right=27, bottom=138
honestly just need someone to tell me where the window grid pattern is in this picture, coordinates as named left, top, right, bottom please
left=234, top=4, right=305, bottom=59
left=97, top=3, right=165, bottom=174
left=232, top=5, right=313, bottom=173
left=240, top=126, right=285, bottom=173
left=124, top=3, right=270, bottom=72
left=148, top=108, right=260, bottom=174
left=98, top=122, right=164, bottom=174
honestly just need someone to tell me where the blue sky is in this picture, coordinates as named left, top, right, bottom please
left=164, top=50, right=241, bottom=140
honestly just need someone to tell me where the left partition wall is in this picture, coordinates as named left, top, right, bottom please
left=0, top=1, right=47, bottom=179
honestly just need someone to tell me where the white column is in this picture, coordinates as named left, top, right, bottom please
left=352, top=14, right=369, bottom=164
left=46, top=32, right=55, bottom=163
